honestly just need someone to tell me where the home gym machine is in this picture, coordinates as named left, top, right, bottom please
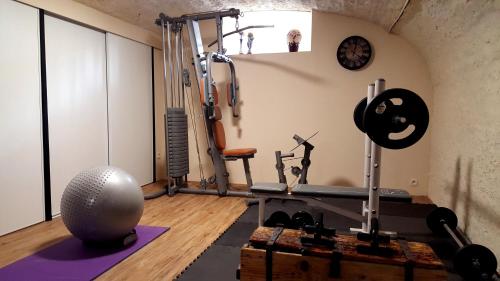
left=151, top=9, right=263, bottom=199
left=252, top=79, right=430, bottom=238
left=238, top=80, right=448, bottom=281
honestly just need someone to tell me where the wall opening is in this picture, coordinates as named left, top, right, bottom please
left=221, top=10, right=312, bottom=55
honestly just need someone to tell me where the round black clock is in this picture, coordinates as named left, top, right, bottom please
left=337, top=36, right=372, bottom=70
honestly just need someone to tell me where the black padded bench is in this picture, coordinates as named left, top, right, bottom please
left=291, top=184, right=412, bottom=203
left=251, top=183, right=411, bottom=203
left=251, top=183, right=288, bottom=194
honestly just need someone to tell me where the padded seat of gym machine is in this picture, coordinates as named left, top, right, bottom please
left=251, top=182, right=288, bottom=194
left=223, top=148, right=257, bottom=157
left=291, top=184, right=412, bottom=203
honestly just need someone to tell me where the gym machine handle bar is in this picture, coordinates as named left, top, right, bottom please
left=206, top=52, right=239, bottom=118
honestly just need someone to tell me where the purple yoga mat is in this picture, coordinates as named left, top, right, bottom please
left=0, top=225, right=169, bottom=281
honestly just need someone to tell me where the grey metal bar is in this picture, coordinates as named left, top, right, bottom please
left=173, top=29, right=179, bottom=107
left=226, top=190, right=252, bottom=197
left=161, top=19, right=169, bottom=111
left=178, top=188, right=219, bottom=195
left=181, top=9, right=240, bottom=22
left=444, top=223, right=465, bottom=248
left=215, top=16, right=224, bottom=53
left=242, top=158, right=253, bottom=188
left=367, top=78, right=385, bottom=232
left=258, top=198, right=266, bottom=226
left=207, top=25, right=275, bottom=48
left=363, top=83, right=375, bottom=188
left=456, top=226, right=472, bottom=245
left=166, top=22, right=174, bottom=108
left=360, top=83, right=375, bottom=232
left=176, top=29, right=183, bottom=107
left=161, top=19, right=172, bottom=190
left=206, top=52, right=214, bottom=108
left=179, top=29, right=186, bottom=109
left=185, top=20, right=205, bottom=90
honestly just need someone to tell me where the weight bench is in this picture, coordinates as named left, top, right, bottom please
left=250, top=183, right=412, bottom=226
left=291, top=184, right=412, bottom=202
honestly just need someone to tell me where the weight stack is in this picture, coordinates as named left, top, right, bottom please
left=166, top=108, right=189, bottom=178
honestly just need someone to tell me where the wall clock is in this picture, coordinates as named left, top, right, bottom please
left=337, top=36, right=372, bottom=70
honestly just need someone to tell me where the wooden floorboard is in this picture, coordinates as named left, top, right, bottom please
left=0, top=181, right=432, bottom=280
left=0, top=182, right=247, bottom=281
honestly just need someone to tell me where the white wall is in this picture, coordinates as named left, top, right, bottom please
left=45, top=15, right=109, bottom=216
left=396, top=0, right=500, bottom=267
left=107, top=33, right=154, bottom=185
left=0, top=0, right=45, bottom=235
left=17, top=0, right=161, bottom=48
left=154, top=49, right=167, bottom=180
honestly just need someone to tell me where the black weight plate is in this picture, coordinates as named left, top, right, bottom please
left=363, top=88, right=429, bottom=149
left=454, top=244, right=497, bottom=281
left=167, top=120, right=187, bottom=124
left=167, top=127, right=188, bottom=132
left=354, top=98, right=394, bottom=133
left=167, top=155, right=189, bottom=160
left=264, top=211, right=291, bottom=228
left=166, top=119, right=188, bottom=123
left=166, top=109, right=186, bottom=114
left=353, top=98, right=367, bottom=132
left=291, top=211, right=314, bottom=230
left=426, top=207, right=458, bottom=235
left=167, top=118, right=187, bottom=123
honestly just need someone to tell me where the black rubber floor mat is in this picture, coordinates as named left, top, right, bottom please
left=176, top=245, right=241, bottom=281
left=176, top=198, right=463, bottom=280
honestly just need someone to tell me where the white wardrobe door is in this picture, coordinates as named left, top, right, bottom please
left=0, top=1, right=44, bottom=235
left=107, top=34, right=153, bottom=185
left=45, top=15, right=108, bottom=216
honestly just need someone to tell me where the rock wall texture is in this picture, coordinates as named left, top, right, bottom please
left=396, top=0, right=500, bottom=263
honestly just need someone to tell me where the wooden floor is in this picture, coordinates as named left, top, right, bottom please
left=0, top=181, right=432, bottom=280
left=0, top=182, right=248, bottom=281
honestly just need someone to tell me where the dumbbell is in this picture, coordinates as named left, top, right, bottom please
left=426, top=207, right=498, bottom=281
left=264, top=211, right=291, bottom=228
left=264, top=211, right=314, bottom=230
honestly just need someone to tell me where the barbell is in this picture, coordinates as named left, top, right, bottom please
left=427, top=207, right=497, bottom=281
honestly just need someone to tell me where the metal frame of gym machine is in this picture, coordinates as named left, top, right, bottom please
left=255, top=79, right=394, bottom=235
left=352, top=79, right=390, bottom=234
left=156, top=10, right=400, bottom=235
left=156, top=9, right=254, bottom=198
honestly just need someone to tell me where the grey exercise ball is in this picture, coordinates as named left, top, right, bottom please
left=60, top=166, right=144, bottom=242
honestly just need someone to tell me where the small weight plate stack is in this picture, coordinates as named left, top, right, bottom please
left=166, top=108, right=189, bottom=178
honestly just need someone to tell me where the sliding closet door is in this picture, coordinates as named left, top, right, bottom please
left=107, top=34, right=154, bottom=185
left=0, top=1, right=44, bottom=235
left=45, top=15, right=108, bottom=216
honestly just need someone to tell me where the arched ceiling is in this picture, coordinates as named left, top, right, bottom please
left=73, top=0, right=407, bottom=33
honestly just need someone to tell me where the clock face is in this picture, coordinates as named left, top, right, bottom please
left=337, top=36, right=372, bottom=70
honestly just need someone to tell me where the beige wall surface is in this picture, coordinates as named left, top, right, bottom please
left=178, top=11, right=434, bottom=195
left=396, top=0, right=500, bottom=266
left=16, top=0, right=161, bottom=48
left=154, top=49, right=167, bottom=180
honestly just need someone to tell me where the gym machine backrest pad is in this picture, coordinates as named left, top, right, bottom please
left=200, top=79, right=225, bottom=151
left=199, top=79, right=220, bottom=106
left=199, top=78, right=257, bottom=157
